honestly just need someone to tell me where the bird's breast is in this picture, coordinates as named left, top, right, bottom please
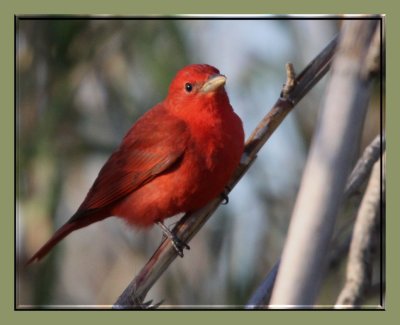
left=175, top=113, right=244, bottom=210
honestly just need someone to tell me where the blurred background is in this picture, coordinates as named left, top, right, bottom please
left=16, top=18, right=381, bottom=307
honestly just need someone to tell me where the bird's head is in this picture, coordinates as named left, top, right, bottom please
left=165, top=64, right=230, bottom=113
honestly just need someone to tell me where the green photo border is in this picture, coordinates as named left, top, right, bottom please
left=1, top=0, right=397, bottom=324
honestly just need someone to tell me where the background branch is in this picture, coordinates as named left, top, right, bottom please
left=246, top=133, right=383, bottom=308
left=335, top=153, right=383, bottom=307
left=246, top=260, right=280, bottom=308
left=269, top=20, right=379, bottom=307
left=345, top=135, right=383, bottom=197
left=113, top=34, right=338, bottom=309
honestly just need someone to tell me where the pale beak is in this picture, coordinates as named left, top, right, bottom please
left=200, top=74, right=226, bottom=93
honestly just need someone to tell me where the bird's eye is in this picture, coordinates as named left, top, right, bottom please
left=185, top=83, right=193, bottom=93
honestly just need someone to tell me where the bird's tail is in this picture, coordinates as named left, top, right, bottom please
left=25, top=212, right=107, bottom=265
left=25, top=222, right=78, bottom=265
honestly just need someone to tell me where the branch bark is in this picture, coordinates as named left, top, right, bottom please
left=269, top=20, right=379, bottom=307
left=345, top=135, right=383, bottom=197
left=112, top=35, right=338, bottom=309
left=335, top=153, right=383, bottom=307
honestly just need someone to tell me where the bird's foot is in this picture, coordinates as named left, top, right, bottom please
left=140, top=299, right=164, bottom=309
left=114, top=297, right=164, bottom=310
left=156, top=221, right=190, bottom=257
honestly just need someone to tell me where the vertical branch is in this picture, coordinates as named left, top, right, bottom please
left=270, top=20, right=379, bottom=306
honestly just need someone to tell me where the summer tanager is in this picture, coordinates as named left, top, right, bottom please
left=27, top=64, right=244, bottom=264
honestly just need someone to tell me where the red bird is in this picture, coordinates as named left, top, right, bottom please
left=27, top=64, right=244, bottom=264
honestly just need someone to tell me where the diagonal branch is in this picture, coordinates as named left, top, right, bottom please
left=345, top=135, right=383, bottom=197
left=246, top=260, right=281, bottom=308
left=335, top=153, right=383, bottom=307
left=113, top=35, right=339, bottom=309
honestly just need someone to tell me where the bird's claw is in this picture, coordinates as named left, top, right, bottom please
left=157, top=221, right=190, bottom=258
left=221, top=186, right=231, bottom=205
left=170, top=235, right=190, bottom=257
left=141, top=299, right=164, bottom=309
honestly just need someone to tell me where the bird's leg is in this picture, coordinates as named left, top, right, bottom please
left=156, top=221, right=190, bottom=257
left=221, top=186, right=231, bottom=205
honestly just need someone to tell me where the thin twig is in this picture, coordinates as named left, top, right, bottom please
left=363, top=22, right=382, bottom=79
left=113, top=35, right=339, bottom=309
left=335, top=154, right=382, bottom=307
left=345, top=135, right=383, bottom=197
left=328, top=134, right=383, bottom=268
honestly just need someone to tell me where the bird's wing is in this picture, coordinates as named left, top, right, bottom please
left=75, top=105, right=189, bottom=213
